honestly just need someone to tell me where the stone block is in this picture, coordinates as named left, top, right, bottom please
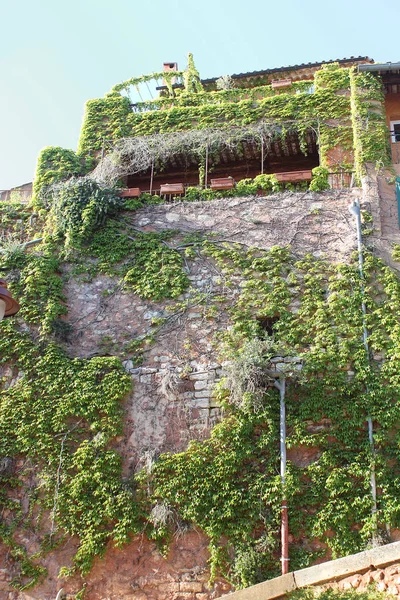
left=208, top=362, right=221, bottom=369
left=371, top=569, right=385, bottom=581
left=166, top=213, right=180, bottom=222
left=367, top=542, right=400, bottom=569
left=194, top=381, right=208, bottom=391
left=189, top=373, right=209, bottom=380
left=387, top=584, right=399, bottom=596
left=158, top=582, right=180, bottom=592
left=209, top=400, right=221, bottom=409
left=376, top=581, right=387, bottom=592
left=385, top=563, right=400, bottom=577
left=194, top=391, right=211, bottom=399
left=349, top=574, right=362, bottom=588
left=180, top=581, right=203, bottom=593
left=144, top=310, right=161, bottom=320
left=192, top=398, right=210, bottom=408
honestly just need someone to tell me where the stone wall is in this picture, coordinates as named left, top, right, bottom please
left=132, top=190, right=360, bottom=259
left=1, top=189, right=367, bottom=600
left=62, top=190, right=362, bottom=471
left=327, top=563, right=400, bottom=596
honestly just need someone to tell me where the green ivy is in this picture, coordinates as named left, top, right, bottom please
left=147, top=243, right=400, bottom=586
left=33, top=147, right=86, bottom=207
left=123, top=233, right=189, bottom=300
left=77, top=95, right=133, bottom=156
left=48, top=179, right=124, bottom=248
left=350, top=69, right=391, bottom=180
left=309, top=166, right=330, bottom=191
left=0, top=322, right=137, bottom=582
left=77, top=63, right=359, bottom=174
left=289, top=588, right=390, bottom=600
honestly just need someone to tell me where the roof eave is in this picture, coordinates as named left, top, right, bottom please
left=358, top=63, right=400, bottom=73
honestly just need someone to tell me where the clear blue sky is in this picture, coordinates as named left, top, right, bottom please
left=0, top=0, right=398, bottom=190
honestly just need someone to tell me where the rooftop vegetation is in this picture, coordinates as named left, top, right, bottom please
left=31, top=58, right=390, bottom=209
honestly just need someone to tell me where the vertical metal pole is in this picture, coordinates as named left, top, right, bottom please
left=396, top=178, right=400, bottom=229
left=350, top=200, right=378, bottom=524
left=205, top=144, right=209, bottom=188
left=261, top=136, right=264, bottom=175
left=277, top=377, right=289, bottom=574
left=149, top=161, right=154, bottom=195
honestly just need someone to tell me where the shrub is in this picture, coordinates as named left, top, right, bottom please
left=50, top=179, right=124, bottom=247
left=309, top=166, right=330, bottom=192
left=253, top=173, right=280, bottom=193
left=236, top=178, right=258, bottom=196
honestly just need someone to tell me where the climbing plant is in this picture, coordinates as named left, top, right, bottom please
left=77, top=63, right=360, bottom=174
left=0, top=322, right=137, bottom=586
left=47, top=178, right=124, bottom=248
left=32, top=147, right=86, bottom=207
left=146, top=243, right=400, bottom=586
left=350, top=69, right=391, bottom=180
left=1, top=56, right=398, bottom=595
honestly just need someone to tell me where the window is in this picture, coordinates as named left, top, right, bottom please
left=390, top=120, right=400, bottom=143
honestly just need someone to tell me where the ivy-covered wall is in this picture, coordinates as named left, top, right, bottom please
left=350, top=70, right=392, bottom=180
left=2, top=182, right=400, bottom=600
left=3, top=56, right=399, bottom=600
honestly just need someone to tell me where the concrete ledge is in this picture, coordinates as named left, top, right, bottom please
left=367, top=542, right=400, bottom=569
left=293, top=551, right=371, bottom=588
left=220, top=542, right=400, bottom=600
left=221, top=573, right=296, bottom=600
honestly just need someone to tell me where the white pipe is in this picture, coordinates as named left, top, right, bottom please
left=349, top=200, right=378, bottom=520
left=0, top=298, right=5, bottom=321
left=277, top=377, right=287, bottom=484
left=275, top=376, right=289, bottom=573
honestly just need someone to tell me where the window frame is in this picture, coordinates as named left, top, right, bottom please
left=390, top=120, right=400, bottom=143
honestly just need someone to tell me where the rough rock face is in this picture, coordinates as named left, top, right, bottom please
left=0, top=190, right=366, bottom=600
left=2, top=532, right=231, bottom=600
left=324, top=562, right=400, bottom=597
left=61, top=191, right=362, bottom=474
left=131, top=190, right=360, bottom=260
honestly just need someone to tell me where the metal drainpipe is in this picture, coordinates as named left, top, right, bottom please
left=275, top=376, right=289, bottom=574
left=349, top=199, right=378, bottom=523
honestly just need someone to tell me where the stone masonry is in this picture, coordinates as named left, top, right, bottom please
left=2, top=189, right=382, bottom=600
